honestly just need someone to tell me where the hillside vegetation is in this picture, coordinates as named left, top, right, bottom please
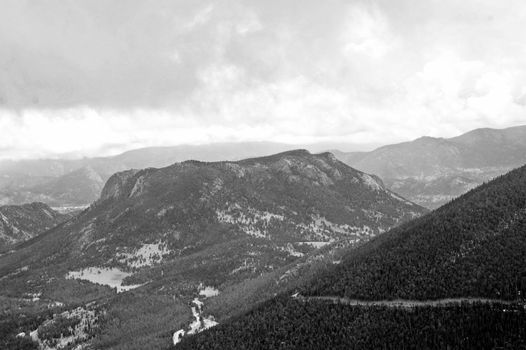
left=174, top=164, right=526, bottom=349
left=0, top=150, right=424, bottom=349
left=307, top=165, right=526, bottom=300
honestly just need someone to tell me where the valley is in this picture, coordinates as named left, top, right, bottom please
left=0, top=150, right=425, bottom=349
left=1, top=138, right=526, bottom=349
left=3, top=1, right=524, bottom=348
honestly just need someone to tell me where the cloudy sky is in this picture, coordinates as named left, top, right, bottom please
left=1, top=0, right=525, bottom=159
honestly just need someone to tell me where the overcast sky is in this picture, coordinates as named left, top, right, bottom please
left=1, top=0, right=526, bottom=159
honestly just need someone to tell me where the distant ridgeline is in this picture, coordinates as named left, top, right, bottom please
left=336, top=125, right=526, bottom=209
left=0, top=202, right=69, bottom=251
left=174, top=164, right=526, bottom=349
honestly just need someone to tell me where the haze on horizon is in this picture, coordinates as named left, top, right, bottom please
left=1, top=0, right=526, bottom=159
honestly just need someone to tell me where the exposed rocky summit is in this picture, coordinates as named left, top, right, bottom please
left=0, top=142, right=296, bottom=207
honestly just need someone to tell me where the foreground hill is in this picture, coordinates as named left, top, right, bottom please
left=175, top=163, right=526, bottom=349
left=0, top=150, right=424, bottom=349
left=307, top=164, right=526, bottom=300
left=336, top=124, right=526, bottom=208
left=0, top=202, right=69, bottom=251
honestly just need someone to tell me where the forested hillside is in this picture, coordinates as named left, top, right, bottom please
left=175, top=296, right=526, bottom=350
left=306, top=164, right=526, bottom=300
left=175, top=164, right=526, bottom=349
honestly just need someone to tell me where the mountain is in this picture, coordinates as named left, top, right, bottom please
left=175, top=163, right=526, bottom=349
left=336, top=125, right=526, bottom=208
left=0, top=150, right=424, bottom=350
left=0, top=142, right=303, bottom=207
left=3, top=126, right=526, bottom=209
left=0, top=202, right=69, bottom=251
left=0, top=167, right=105, bottom=207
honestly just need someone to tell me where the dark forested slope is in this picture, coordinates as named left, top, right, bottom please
left=175, top=296, right=526, bottom=350
left=174, top=164, right=526, bottom=349
left=306, top=164, right=526, bottom=300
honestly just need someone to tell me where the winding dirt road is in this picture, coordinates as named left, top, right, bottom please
left=294, top=295, right=521, bottom=308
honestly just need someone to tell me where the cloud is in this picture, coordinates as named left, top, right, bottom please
left=0, top=0, right=525, bottom=158
left=341, top=3, right=397, bottom=59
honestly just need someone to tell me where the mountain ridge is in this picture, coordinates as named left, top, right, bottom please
left=337, top=124, right=526, bottom=208
left=0, top=150, right=425, bottom=349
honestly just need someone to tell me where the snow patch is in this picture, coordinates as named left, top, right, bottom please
left=42, top=208, right=54, bottom=218
left=199, top=285, right=220, bottom=298
left=28, top=306, right=99, bottom=350
left=188, top=298, right=218, bottom=335
left=360, top=173, right=383, bottom=191
left=117, top=241, right=171, bottom=268
left=173, top=329, right=185, bottom=345
left=216, top=205, right=284, bottom=238
left=173, top=285, right=219, bottom=345
left=296, top=215, right=370, bottom=240
left=52, top=205, right=89, bottom=214
left=66, top=267, right=142, bottom=293
left=298, top=241, right=330, bottom=249
left=230, top=260, right=256, bottom=275
left=278, top=243, right=304, bottom=257
left=24, top=292, right=42, bottom=302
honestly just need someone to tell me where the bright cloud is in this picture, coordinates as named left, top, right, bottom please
left=0, top=0, right=525, bottom=159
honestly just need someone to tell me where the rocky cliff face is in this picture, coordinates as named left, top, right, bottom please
left=99, top=169, right=140, bottom=201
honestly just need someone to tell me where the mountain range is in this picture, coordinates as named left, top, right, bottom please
left=2, top=126, right=525, bottom=210
left=2, top=126, right=526, bottom=349
left=0, top=142, right=304, bottom=207
left=0, top=150, right=424, bottom=349
left=335, top=124, right=526, bottom=208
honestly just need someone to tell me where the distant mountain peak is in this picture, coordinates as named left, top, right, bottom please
left=97, top=149, right=389, bottom=205
left=337, top=124, right=526, bottom=208
left=4, top=149, right=425, bottom=274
